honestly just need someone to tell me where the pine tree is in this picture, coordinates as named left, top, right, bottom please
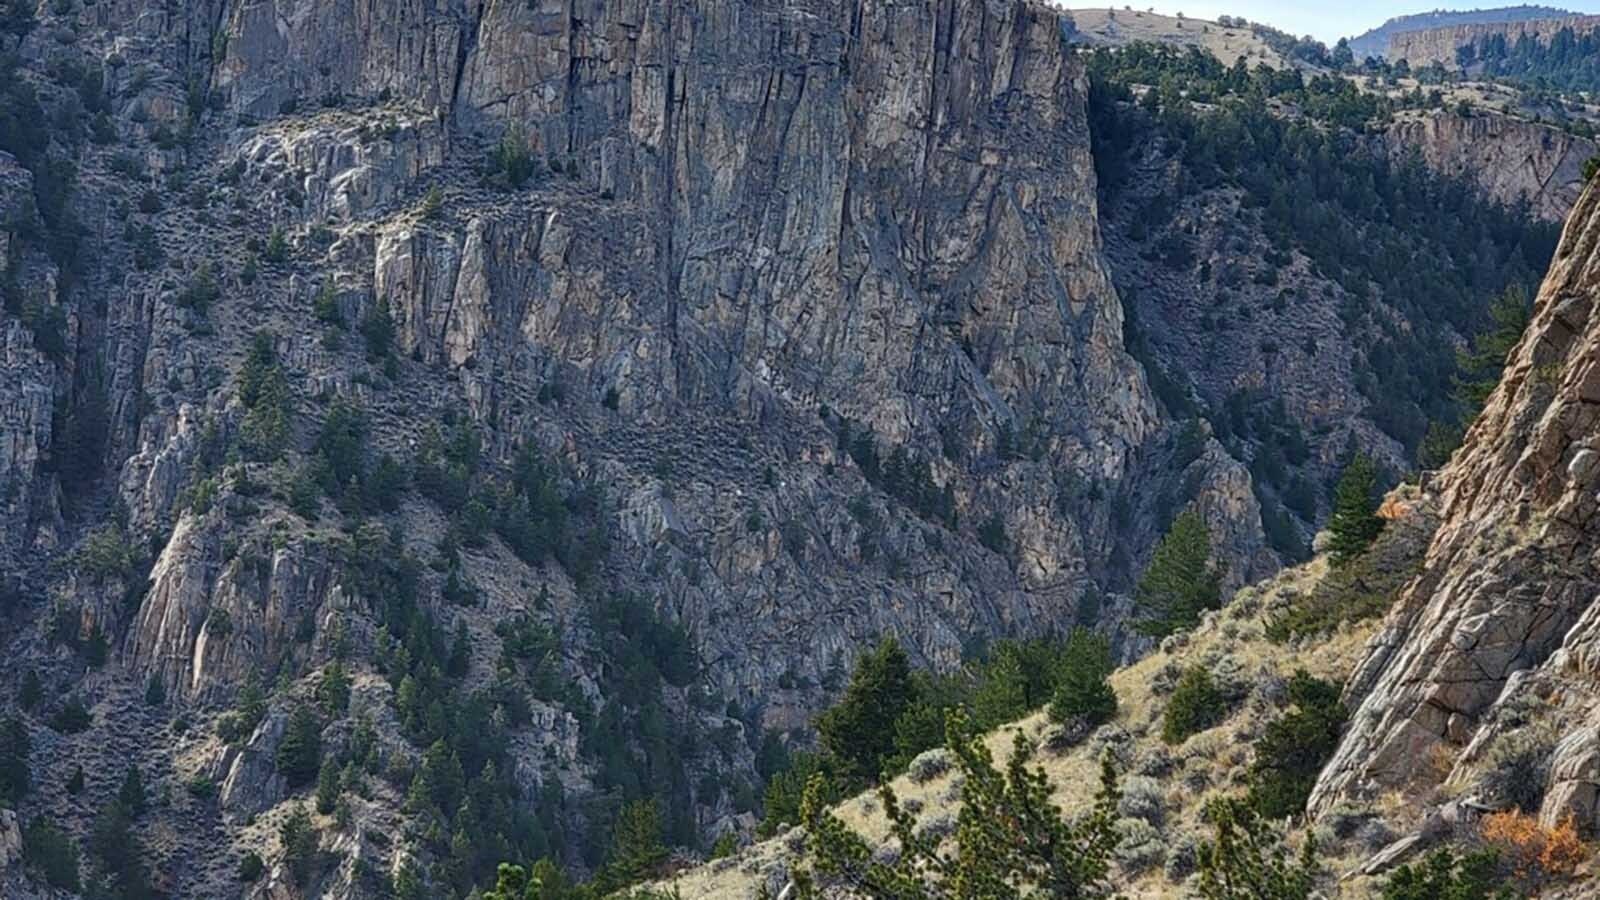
left=18, top=668, right=41, bottom=710
left=1136, top=510, right=1221, bottom=637
left=1247, top=671, right=1347, bottom=819
left=66, top=764, right=84, bottom=795
left=1419, top=285, right=1536, bottom=471
left=279, top=802, right=317, bottom=884
left=391, top=856, right=426, bottom=899
left=709, top=831, right=739, bottom=859
left=118, top=764, right=146, bottom=815
left=1196, top=797, right=1320, bottom=900
left=816, top=637, right=917, bottom=781
left=22, top=817, right=81, bottom=891
left=797, top=709, right=1121, bottom=899
left=90, top=799, right=153, bottom=898
left=1326, top=454, right=1384, bottom=566
left=0, top=715, right=29, bottom=804
left=1163, top=666, right=1226, bottom=745
left=759, top=751, right=838, bottom=838
left=317, top=661, right=350, bottom=716
left=276, top=703, right=323, bottom=788
left=238, top=851, right=265, bottom=883
left=237, top=671, right=266, bottom=721
left=1454, top=285, right=1530, bottom=413
left=969, top=646, right=1029, bottom=730
left=408, top=739, right=466, bottom=814
left=1418, top=420, right=1464, bottom=471
left=84, top=626, right=108, bottom=667
left=143, top=672, right=166, bottom=707
left=977, top=511, right=1009, bottom=555
left=604, top=798, right=667, bottom=887
left=1048, top=628, right=1118, bottom=726
left=315, top=757, right=340, bottom=814
left=482, top=859, right=576, bottom=900
left=263, top=227, right=289, bottom=263
left=1381, top=848, right=1508, bottom=900
left=447, top=620, right=471, bottom=677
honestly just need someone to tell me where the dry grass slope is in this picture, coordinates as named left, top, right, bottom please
left=1066, top=9, right=1287, bottom=68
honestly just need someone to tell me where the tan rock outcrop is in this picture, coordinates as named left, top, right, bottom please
left=1390, top=15, right=1600, bottom=68
left=1309, top=179, right=1600, bottom=825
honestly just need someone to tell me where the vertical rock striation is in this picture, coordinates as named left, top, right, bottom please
left=1310, top=180, right=1600, bottom=827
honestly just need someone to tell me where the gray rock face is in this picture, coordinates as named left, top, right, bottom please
left=0, top=808, right=20, bottom=869
left=216, top=707, right=290, bottom=822
left=1384, top=110, right=1598, bottom=223
left=1309, top=180, right=1600, bottom=824
left=0, top=0, right=1279, bottom=894
left=0, top=155, right=61, bottom=581
left=126, top=514, right=344, bottom=703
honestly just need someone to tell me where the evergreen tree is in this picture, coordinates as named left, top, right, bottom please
left=391, top=856, right=426, bottom=899
left=22, top=817, right=80, bottom=891
left=969, top=646, right=1029, bottom=730
left=279, top=802, right=317, bottom=884
left=1163, top=666, right=1227, bottom=745
left=709, top=831, right=739, bottom=860
left=238, top=851, right=265, bottom=883
left=263, top=227, right=289, bottom=263
left=316, top=661, right=350, bottom=716
left=1048, top=628, right=1119, bottom=726
left=1196, top=797, right=1320, bottom=900
left=796, top=709, right=1121, bottom=898
left=0, top=714, right=28, bottom=805
left=481, top=858, right=578, bottom=900
left=49, top=696, right=91, bottom=733
left=66, top=764, right=85, bottom=794
left=1418, top=420, right=1464, bottom=470
left=143, top=672, right=165, bottom=707
left=759, top=751, right=838, bottom=838
left=84, top=626, right=108, bottom=667
left=447, top=620, right=471, bottom=677
left=1247, top=672, right=1348, bottom=819
left=118, top=764, right=147, bottom=816
left=237, top=333, right=292, bottom=462
left=237, top=671, right=266, bottom=724
left=1136, top=510, right=1221, bottom=637
left=977, top=511, right=1009, bottom=555
left=602, top=798, right=668, bottom=887
left=1326, top=454, right=1384, bottom=566
left=315, top=757, right=340, bottom=815
left=407, top=739, right=466, bottom=814
left=220, top=670, right=268, bottom=743
left=90, top=799, right=154, bottom=899
left=1459, top=288, right=1532, bottom=406
left=276, top=703, right=323, bottom=788
left=18, top=668, right=41, bottom=710
left=1381, top=848, right=1513, bottom=900
left=816, top=637, right=917, bottom=780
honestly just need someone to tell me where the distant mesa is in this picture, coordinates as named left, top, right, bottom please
left=1346, top=4, right=1576, bottom=61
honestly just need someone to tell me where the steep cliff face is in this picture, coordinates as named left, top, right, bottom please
left=1348, top=5, right=1575, bottom=61
left=1385, top=109, right=1598, bottom=222
left=1390, top=13, right=1600, bottom=67
left=0, top=0, right=1275, bottom=894
left=1309, top=179, right=1600, bottom=835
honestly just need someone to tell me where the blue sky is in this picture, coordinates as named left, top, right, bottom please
left=1121, top=2, right=1600, bottom=43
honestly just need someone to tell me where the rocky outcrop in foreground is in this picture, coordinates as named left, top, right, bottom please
left=1310, top=179, right=1600, bottom=833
